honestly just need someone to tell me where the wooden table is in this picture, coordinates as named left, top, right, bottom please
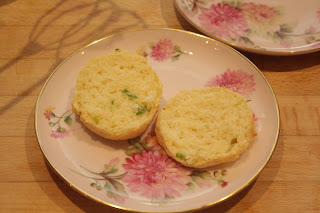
left=1, top=0, right=319, bottom=212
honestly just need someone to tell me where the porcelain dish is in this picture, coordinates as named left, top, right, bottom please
left=35, top=29, right=279, bottom=212
left=175, top=0, right=320, bottom=55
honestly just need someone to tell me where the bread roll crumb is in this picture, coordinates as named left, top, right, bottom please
left=155, top=87, right=256, bottom=168
left=72, top=49, right=162, bottom=140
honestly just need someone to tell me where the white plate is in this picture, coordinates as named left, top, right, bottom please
left=175, top=0, right=320, bottom=55
left=35, top=29, right=279, bottom=212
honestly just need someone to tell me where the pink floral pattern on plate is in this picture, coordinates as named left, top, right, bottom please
left=180, top=0, right=320, bottom=50
left=150, top=39, right=175, bottom=61
left=44, top=106, right=73, bottom=138
left=205, top=68, right=255, bottom=98
left=50, top=128, right=73, bottom=138
left=74, top=132, right=228, bottom=204
left=123, top=150, right=190, bottom=201
left=136, top=39, right=187, bottom=62
left=198, top=3, right=248, bottom=41
left=206, top=68, right=258, bottom=125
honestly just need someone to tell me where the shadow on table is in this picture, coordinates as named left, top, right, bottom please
left=242, top=51, right=320, bottom=72
left=44, top=162, right=127, bottom=213
left=0, top=0, right=17, bottom=7
left=22, top=0, right=285, bottom=211
left=160, top=0, right=202, bottom=34
left=0, top=0, right=147, bottom=117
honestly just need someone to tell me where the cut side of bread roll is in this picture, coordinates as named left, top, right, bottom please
left=72, top=49, right=162, bottom=140
left=155, top=87, right=257, bottom=168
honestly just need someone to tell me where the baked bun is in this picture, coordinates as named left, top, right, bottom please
left=72, top=49, right=162, bottom=140
left=155, top=87, right=256, bottom=168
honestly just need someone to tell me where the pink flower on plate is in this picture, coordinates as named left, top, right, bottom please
left=206, top=69, right=256, bottom=98
left=44, top=106, right=55, bottom=120
left=198, top=3, right=248, bottom=40
left=50, top=128, right=72, bottom=138
left=242, top=3, right=282, bottom=36
left=122, top=150, right=190, bottom=200
left=150, top=39, right=174, bottom=61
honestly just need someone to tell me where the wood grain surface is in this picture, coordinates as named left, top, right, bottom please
left=0, top=0, right=319, bottom=212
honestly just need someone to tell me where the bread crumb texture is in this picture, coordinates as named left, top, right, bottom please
left=155, top=87, right=256, bottom=168
left=72, top=49, right=162, bottom=140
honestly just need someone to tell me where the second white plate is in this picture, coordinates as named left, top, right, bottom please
left=175, top=0, right=320, bottom=55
